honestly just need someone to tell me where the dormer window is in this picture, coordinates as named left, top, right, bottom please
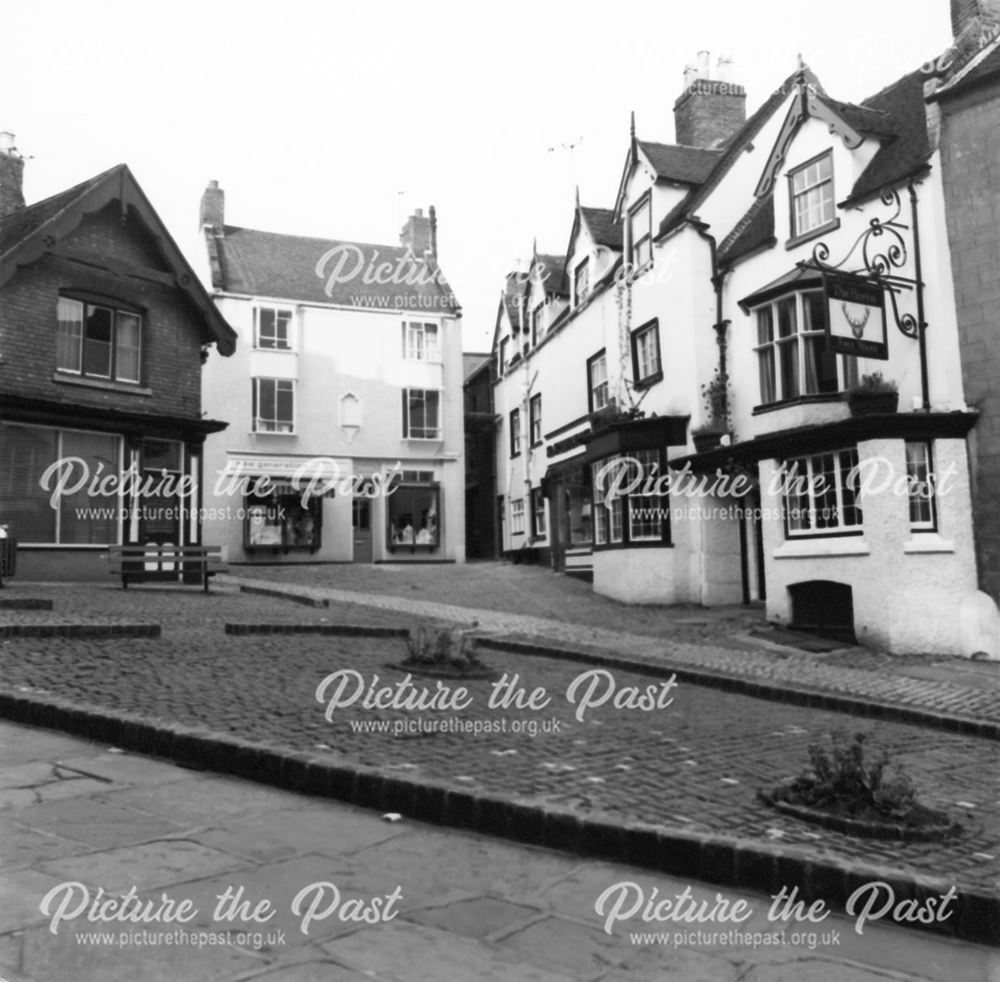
left=499, top=337, right=510, bottom=374
left=574, top=258, right=590, bottom=307
left=531, top=304, right=544, bottom=346
left=56, top=297, right=142, bottom=384
left=254, top=306, right=293, bottom=351
left=628, top=194, right=652, bottom=270
left=789, top=152, right=835, bottom=240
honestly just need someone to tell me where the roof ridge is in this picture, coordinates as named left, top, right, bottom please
left=224, top=223, right=411, bottom=254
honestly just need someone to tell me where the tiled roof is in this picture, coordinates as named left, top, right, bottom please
left=0, top=168, right=113, bottom=261
left=579, top=207, right=622, bottom=249
left=930, top=37, right=1000, bottom=99
left=0, top=164, right=237, bottom=354
left=718, top=193, right=775, bottom=265
left=846, top=69, right=933, bottom=203
left=210, top=225, right=460, bottom=314
left=463, top=351, right=490, bottom=382
left=814, top=95, right=896, bottom=138
left=638, top=142, right=722, bottom=185
left=534, top=253, right=569, bottom=297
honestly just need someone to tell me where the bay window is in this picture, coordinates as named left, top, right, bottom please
left=755, top=291, right=857, bottom=405
left=593, top=450, right=669, bottom=547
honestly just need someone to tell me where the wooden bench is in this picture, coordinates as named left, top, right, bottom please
left=107, top=544, right=228, bottom=593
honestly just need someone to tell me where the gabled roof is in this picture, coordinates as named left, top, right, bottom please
left=208, top=225, right=460, bottom=314
left=0, top=164, right=237, bottom=355
left=844, top=69, right=932, bottom=204
left=637, top=142, right=722, bottom=185
left=656, top=66, right=815, bottom=239
left=533, top=253, right=569, bottom=298
left=579, top=207, right=622, bottom=249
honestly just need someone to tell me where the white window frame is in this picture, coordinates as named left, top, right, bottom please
left=253, top=306, right=294, bottom=351
left=588, top=350, right=609, bottom=411
left=789, top=151, right=835, bottom=239
left=531, top=487, right=547, bottom=538
left=781, top=447, right=863, bottom=538
left=56, top=297, right=142, bottom=384
left=252, top=377, right=296, bottom=434
left=529, top=394, right=542, bottom=447
left=402, top=388, right=442, bottom=440
left=403, top=321, right=441, bottom=362
left=628, top=194, right=652, bottom=270
left=511, top=498, right=525, bottom=535
left=631, top=320, right=661, bottom=385
left=754, top=291, right=857, bottom=405
left=905, top=441, right=937, bottom=531
left=509, top=408, right=522, bottom=457
left=574, top=258, right=590, bottom=307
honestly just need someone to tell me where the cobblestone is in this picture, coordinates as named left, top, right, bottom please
left=0, top=583, right=998, bottom=900
left=224, top=568, right=1000, bottom=726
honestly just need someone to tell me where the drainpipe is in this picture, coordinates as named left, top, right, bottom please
left=689, top=220, right=729, bottom=404
left=907, top=180, right=930, bottom=411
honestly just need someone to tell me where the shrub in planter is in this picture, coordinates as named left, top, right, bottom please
left=693, top=367, right=731, bottom=452
left=847, top=372, right=899, bottom=416
left=758, top=730, right=961, bottom=841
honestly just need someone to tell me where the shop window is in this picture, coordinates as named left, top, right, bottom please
left=388, top=483, right=440, bottom=550
left=244, top=485, right=322, bottom=553
left=592, top=450, right=668, bottom=548
left=565, top=481, right=593, bottom=547
left=0, top=423, right=121, bottom=545
left=782, top=447, right=862, bottom=537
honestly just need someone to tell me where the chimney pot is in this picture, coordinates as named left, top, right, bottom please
left=697, top=50, right=710, bottom=77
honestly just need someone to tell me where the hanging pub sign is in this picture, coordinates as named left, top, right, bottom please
left=824, top=272, right=888, bottom=360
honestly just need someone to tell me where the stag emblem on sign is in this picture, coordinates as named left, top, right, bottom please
left=841, top=303, right=871, bottom=339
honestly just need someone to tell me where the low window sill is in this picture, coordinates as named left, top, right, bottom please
left=774, top=537, right=869, bottom=559
left=250, top=430, right=297, bottom=437
left=633, top=370, right=664, bottom=391
left=903, top=533, right=954, bottom=554
left=785, top=218, right=841, bottom=250
left=53, top=372, right=151, bottom=396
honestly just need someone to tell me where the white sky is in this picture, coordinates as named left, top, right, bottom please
left=4, top=0, right=952, bottom=352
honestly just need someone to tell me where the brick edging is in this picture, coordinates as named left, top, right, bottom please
left=0, top=598, right=54, bottom=611
left=0, top=687, right=995, bottom=946
left=477, top=637, right=1000, bottom=741
left=239, top=584, right=330, bottom=608
left=0, top=623, right=159, bottom=639
left=225, top=623, right=409, bottom=638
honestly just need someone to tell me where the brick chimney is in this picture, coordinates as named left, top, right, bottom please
left=673, top=54, right=747, bottom=149
left=401, top=207, right=435, bottom=259
left=951, top=0, right=1000, bottom=38
left=200, top=180, right=225, bottom=232
left=0, top=132, right=25, bottom=219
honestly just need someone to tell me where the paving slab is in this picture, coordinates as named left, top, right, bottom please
left=0, top=720, right=996, bottom=982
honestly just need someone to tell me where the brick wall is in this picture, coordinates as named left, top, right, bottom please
left=0, top=203, right=206, bottom=420
left=939, top=83, right=1000, bottom=601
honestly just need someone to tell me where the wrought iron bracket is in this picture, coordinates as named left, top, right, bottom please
left=802, top=187, right=923, bottom=340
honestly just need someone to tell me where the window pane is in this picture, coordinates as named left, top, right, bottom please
left=56, top=299, right=83, bottom=372
left=389, top=485, right=439, bottom=545
left=115, top=312, right=141, bottom=382
left=58, top=430, right=120, bottom=544
left=0, top=423, right=59, bottom=542
left=83, top=306, right=113, bottom=377
left=758, top=348, right=776, bottom=404
left=779, top=338, right=799, bottom=398
left=756, top=308, right=773, bottom=345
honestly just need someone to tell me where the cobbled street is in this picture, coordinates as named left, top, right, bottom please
left=2, top=572, right=999, bottom=901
